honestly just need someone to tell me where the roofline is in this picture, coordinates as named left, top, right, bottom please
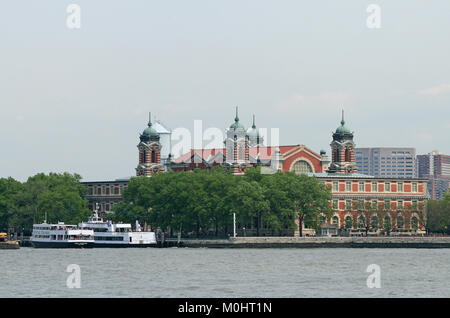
left=81, top=178, right=131, bottom=184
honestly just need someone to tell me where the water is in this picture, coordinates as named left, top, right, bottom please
left=1, top=248, right=449, bottom=297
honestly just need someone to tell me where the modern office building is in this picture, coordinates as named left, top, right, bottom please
left=417, top=151, right=450, bottom=200
left=355, top=148, right=417, bottom=178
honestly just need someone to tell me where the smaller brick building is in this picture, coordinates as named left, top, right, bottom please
left=82, top=178, right=129, bottom=217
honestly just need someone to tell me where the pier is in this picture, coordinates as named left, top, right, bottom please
left=0, top=241, right=20, bottom=249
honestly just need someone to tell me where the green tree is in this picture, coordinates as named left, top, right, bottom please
left=1, top=173, right=91, bottom=234
left=0, top=177, right=23, bottom=231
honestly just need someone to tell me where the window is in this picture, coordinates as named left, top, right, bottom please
left=372, top=200, right=378, bottom=210
left=102, top=185, right=106, bottom=195
left=383, top=215, right=392, bottom=230
left=398, top=182, right=403, bottom=192
left=292, top=160, right=313, bottom=175
left=345, top=181, right=351, bottom=192
left=332, top=181, right=338, bottom=192
left=384, top=199, right=391, bottom=210
left=358, top=215, right=366, bottom=228
left=359, top=182, right=364, bottom=192
left=358, top=200, right=364, bottom=211
left=345, top=200, right=352, bottom=210
left=370, top=216, right=379, bottom=230
left=397, top=216, right=404, bottom=229
left=385, top=182, right=391, bottom=192
left=397, top=200, right=403, bottom=211
left=344, top=216, right=353, bottom=230
left=332, top=200, right=338, bottom=209
left=372, top=181, right=377, bottom=192
left=412, top=182, right=418, bottom=192
left=332, top=216, right=339, bottom=226
left=411, top=216, right=419, bottom=231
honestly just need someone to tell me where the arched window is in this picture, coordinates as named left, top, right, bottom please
left=397, top=215, right=404, bottom=229
left=292, top=160, right=313, bottom=175
left=345, top=148, right=350, bottom=162
left=370, top=216, right=379, bottom=230
left=358, top=215, right=366, bottom=229
left=344, top=216, right=353, bottom=230
left=383, top=215, right=391, bottom=231
left=151, top=150, right=156, bottom=163
left=411, top=216, right=419, bottom=231
left=332, top=216, right=339, bottom=226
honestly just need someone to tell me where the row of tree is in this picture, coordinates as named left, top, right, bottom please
left=0, top=173, right=92, bottom=234
left=1, top=169, right=449, bottom=236
left=425, top=193, right=450, bottom=234
left=112, top=167, right=333, bottom=237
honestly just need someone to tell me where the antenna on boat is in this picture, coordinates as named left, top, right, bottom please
left=94, top=203, right=99, bottom=218
left=44, top=212, right=47, bottom=224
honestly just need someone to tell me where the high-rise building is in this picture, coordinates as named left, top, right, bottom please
left=417, top=151, right=450, bottom=200
left=355, top=147, right=417, bottom=178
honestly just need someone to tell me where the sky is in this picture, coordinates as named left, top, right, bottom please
left=0, top=0, right=449, bottom=182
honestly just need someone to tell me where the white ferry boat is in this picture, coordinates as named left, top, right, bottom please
left=31, top=222, right=95, bottom=248
left=78, top=207, right=157, bottom=247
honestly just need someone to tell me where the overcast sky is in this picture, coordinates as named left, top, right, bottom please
left=1, top=0, right=449, bottom=182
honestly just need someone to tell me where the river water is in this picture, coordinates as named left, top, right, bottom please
left=1, top=248, right=449, bottom=298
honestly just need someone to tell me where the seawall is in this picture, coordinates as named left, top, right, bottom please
left=172, top=237, right=450, bottom=248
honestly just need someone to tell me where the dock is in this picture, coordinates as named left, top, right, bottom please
left=0, top=240, right=20, bottom=249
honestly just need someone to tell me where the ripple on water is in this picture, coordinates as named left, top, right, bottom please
left=1, top=248, right=450, bottom=297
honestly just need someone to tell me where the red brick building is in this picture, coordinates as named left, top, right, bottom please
left=311, top=113, right=428, bottom=234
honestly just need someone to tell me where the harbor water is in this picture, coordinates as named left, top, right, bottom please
left=1, top=248, right=449, bottom=298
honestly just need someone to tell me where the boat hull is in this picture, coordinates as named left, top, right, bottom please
left=93, top=243, right=157, bottom=248
left=31, top=241, right=94, bottom=248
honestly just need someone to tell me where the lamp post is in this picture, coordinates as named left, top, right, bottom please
left=233, top=213, right=236, bottom=238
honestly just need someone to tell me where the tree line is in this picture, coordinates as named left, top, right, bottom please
left=111, top=167, right=333, bottom=237
left=426, top=193, right=450, bottom=234
left=1, top=169, right=449, bottom=236
left=0, top=173, right=92, bottom=234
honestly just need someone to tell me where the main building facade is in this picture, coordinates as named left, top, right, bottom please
left=82, top=109, right=428, bottom=233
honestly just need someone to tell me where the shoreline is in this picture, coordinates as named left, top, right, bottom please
left=168, top=237, right=450, bottom=248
